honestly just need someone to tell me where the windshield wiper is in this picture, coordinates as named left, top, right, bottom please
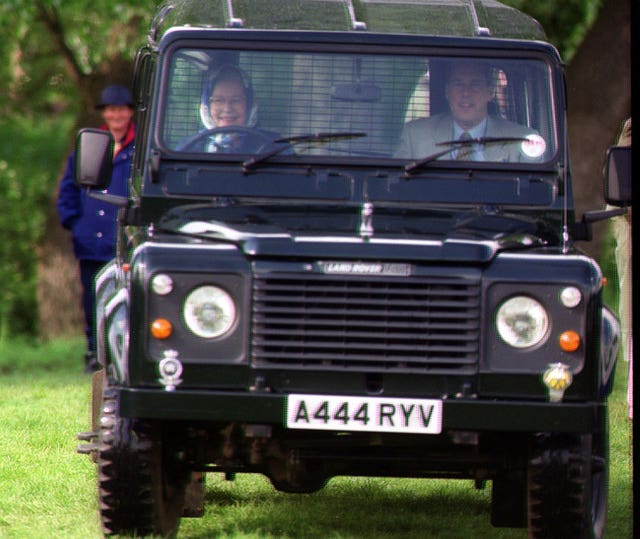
left=404, top=136, right=528, bottom=175
left=242, top=131, right=366, bottom=171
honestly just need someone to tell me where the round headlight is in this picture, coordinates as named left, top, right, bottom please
left=183, top=286, right=236, bottom=339
left=496, top=296, right=549, bottom=348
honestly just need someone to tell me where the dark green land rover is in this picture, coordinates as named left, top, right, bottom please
left=75, top=1, right=631, bottom=537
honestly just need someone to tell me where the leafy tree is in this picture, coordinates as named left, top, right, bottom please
left=0, top=1, right=155, bottom=339
left=503, top=0, right=602, bottom=61
left=0, top=1, right=151, bottom=121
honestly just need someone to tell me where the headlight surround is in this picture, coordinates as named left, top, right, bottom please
left=183, top=285, right=237, bottom=339
left=495, top=295, right=549, bottom=349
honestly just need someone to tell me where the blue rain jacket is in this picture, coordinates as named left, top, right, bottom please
left=56, top=123, right=134, bottom=261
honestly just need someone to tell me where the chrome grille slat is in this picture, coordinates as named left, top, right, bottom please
left=254, top=306, right=479, bottom=319
left=251, top=271, right=481, bottom=372
left=253, top=315, right=478, bottom=328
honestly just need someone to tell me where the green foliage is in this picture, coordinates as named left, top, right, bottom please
left=502, top=0, right=602, bottom=61
left=0, top=0, right=603, bottom=116
left=0, top=0, right=155, bottom=117
left=600, top=226, right=620, bottom=313
left=0, top=115, right=73, bottom=339
left=0, top=1, right=158, bottom=339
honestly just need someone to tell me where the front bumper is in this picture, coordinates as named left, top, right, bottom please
left=119, top=387, right=601, bottom=433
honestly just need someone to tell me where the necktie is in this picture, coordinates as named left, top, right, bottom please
left=456, top=131, right=472, bottom=161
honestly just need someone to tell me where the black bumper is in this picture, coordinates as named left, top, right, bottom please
left=119, top=388, right=601, bottom=433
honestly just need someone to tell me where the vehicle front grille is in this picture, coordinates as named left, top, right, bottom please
left=251, top=269, right=480, bottom=373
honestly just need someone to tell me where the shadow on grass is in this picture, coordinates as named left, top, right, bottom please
left=180, top=475, right=518, bottom=539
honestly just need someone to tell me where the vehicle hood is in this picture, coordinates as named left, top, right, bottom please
left=157, top=203, right=553, bottom=263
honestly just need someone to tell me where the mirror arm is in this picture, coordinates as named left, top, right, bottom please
left=572, top=207, right=628, bottom=242
left=582, top=207, right=627, bottom=223
left=86, top=188, right=129, bottom=208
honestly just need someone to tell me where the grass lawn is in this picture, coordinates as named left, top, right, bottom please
left=0, top=338, right=632, bottom=538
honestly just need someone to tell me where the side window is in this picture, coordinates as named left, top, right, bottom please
left=162, top=56, right=203, bottom=149
left=492, top=69, right=510, bottom=120
left=132, top=48, right=155, bottom=189
left=404, top=65, right=430, bottom=123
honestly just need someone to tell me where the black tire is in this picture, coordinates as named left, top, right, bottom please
left=267, top=453, right=328, bottom=494
left=97, top=388, right=189, bottom=537
left=527, top=408, right=609, bottom=539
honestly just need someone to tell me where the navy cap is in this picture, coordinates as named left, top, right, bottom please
left=96, top=85, right=133, bottom=109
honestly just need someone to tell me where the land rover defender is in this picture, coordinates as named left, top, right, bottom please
left=75, top=1, right=631, bottom=537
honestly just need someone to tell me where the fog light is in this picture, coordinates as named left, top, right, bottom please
left=542, top=362, right=573, bottom=402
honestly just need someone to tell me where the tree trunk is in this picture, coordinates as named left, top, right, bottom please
left=566, top=0, right=631, bottom=260
left=37, top=193, right=84, bottom=342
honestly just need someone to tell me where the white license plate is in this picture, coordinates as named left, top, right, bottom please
left=286, top=394, right=442, bottom=434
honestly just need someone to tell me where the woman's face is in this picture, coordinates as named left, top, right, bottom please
left=209, top=79, right=248, bottom=127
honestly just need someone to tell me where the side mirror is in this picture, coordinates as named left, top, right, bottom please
left=74, top=128, right=114, bottom=189
left=604, top=145, right=631, bottom=206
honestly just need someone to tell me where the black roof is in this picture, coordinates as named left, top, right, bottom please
left=152, top=0, right=546, bottom=44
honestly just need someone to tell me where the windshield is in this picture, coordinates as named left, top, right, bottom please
left=160, top=46, right=557, bottom=164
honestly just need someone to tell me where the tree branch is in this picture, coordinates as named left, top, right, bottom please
left=34, top=1, right=86, bottom=85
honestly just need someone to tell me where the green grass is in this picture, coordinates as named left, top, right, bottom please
left=0, top=338, right=632, bottom=538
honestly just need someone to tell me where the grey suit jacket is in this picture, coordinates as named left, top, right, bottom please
left=395, top=113, right=542, bottom=163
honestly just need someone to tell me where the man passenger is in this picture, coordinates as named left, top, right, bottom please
left=396, top=60, right=541, bottom=162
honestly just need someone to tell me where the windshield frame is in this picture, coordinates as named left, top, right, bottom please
left=152, top=29, right=564, bottom=173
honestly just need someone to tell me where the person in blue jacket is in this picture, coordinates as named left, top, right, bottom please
left=56, top=85, right=135, bottom=373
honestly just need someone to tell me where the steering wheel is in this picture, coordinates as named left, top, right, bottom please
left=178, top=126, right=274, bottom=152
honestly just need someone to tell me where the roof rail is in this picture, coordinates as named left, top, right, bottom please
left=225, top=0, right=244, bottom=28
left=467, top=0, right=490, bottom=36
left=147, top=0, right=547, bottom=41
left=148, top=3, right=174, bottom=46
left=345, top=0, right=367, bottom=31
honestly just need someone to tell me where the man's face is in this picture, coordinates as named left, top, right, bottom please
left=209, top=79, right=248, bottom=127
left=445, top=63, right=494, bottom=130
left=101, top=105, right=134, bottom=135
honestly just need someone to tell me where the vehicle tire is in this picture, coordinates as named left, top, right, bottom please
left=97, top=387, right=189, bottom=537
left=527, top=409, right=609, bottom=539
left=267, top=453, right=328, bottom=494
left=182, top=472, right=206, bottom=518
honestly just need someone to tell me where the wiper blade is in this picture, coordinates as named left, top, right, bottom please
left=273, top=132, right=367, bottom=145
left=404, top=136, right=528, bottom=175
left=243, top=131, right=366, bottom=171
